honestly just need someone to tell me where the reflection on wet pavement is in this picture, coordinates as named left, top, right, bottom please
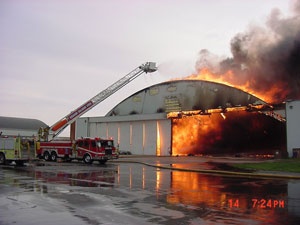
left=0, top=161, right=300, bottom=225
left=115, top=163, right=300, bottom=225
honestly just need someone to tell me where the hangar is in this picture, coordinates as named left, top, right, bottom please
left=75, top=80, right=286, bottom=156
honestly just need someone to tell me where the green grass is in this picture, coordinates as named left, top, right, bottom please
left=232, top=159, right=300, bottom=173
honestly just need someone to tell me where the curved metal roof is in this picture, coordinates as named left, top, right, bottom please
left=106, top=80, right=265, bottom=116
left=0, top=116, right=48, bottom=130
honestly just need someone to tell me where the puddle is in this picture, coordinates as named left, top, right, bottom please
left=1, top=162, right=300, bottom=224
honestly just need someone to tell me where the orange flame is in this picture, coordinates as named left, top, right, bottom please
left=176, top=68, right=288, bottom=103
left=156, top=121, right=161, bottom=156
left=171, top=111, right=285, bottom=156
left=170, top=68, right=286, bottom=156
left=172, top=114, right=223, bottom=156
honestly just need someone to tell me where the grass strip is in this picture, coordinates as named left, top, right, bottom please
left=232, top=159, right=300, bottom=173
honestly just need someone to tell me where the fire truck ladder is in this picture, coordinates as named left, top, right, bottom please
left=40, top=62, right=157, bottom=141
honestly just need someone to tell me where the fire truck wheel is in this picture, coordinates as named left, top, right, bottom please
left=0, top=153, right=6, bottom=165
left=83, top=154, right=93, bottom=164
left=44, top=152, right=51, bottom=161
left=51, top=152, right=57, bottom=162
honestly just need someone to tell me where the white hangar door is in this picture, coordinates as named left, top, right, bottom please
left=88, top=119, right=171, bottom=156
left=75, top=118, right=89, bottom=138
left=132, top=121, right=144, bottom=154
left=143, top=119, right=171, bottom=156
left=90, top=123, right=106, bottom=138
left=119, top=122, right=131, bottom=153
left=157, top=120, right=171, bottom=156
left=118, top=119, right=171, bottom=156
left=143, top=121, right=157, bottom=155
left=90, top=122, right=120, bottom=147
left=107, top=123, right=119, bottom=143
left=118, top=121, right=147, bottom=155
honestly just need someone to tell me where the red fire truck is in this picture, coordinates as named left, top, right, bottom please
left=36, top=62, right=157, bottom=164
left=36, top=137, right=116, bottom=164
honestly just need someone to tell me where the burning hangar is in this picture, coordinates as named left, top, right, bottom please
left=75, top=80, right=289, bottom=157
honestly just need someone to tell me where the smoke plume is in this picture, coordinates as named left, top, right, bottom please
left=196, top=0, right=300, bottom=103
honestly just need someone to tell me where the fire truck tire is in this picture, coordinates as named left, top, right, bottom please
left=51, top=152, right=57, bottom=162
left=0, top=153, right=6, bottom=165
left=44, top=152, right=51, bottom=161
left=83, top=154, right=93, bottom=164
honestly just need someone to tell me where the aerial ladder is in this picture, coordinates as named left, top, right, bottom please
left=39, top=62, right=157, bottom=141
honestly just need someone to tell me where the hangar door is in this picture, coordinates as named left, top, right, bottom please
left=87, top=119, right=171, bottom=156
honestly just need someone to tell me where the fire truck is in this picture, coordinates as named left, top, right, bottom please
left=36, top=62, right=157, bottom=164
left=36, top=137, right=115, bottom=164
left=0, top=136, right=36, bottom=166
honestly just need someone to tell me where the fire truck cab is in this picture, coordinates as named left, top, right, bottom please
left=74, top=137, right=116, bottom=164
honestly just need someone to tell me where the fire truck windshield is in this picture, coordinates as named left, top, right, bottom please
left=96, top=141, right=101, bottom=148
left=98, top=140, right=114, bottom=148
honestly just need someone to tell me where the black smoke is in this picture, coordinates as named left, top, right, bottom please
left=196, top=0, right=300, bottom=103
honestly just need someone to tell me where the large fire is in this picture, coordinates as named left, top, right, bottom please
left=170, top=68, right=287, bottom=156
left=172, top=111, right=285, bottom=156
left=172, top=114, right=223, bottom=155
left=176, top=68, right=289, bottom=104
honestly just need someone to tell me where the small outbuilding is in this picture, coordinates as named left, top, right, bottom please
left=286, top=100, right=300, bottom=157
left=0, top=116, right=48, bottom=137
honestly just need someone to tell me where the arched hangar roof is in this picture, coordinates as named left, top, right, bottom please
left=106, top=80, right=265, bottom=116
left=0, top=116, right=47, bottom=131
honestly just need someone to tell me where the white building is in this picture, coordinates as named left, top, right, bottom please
left=286, top=100, right=300, bottom=157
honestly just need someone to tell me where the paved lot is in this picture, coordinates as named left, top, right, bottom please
left=1, top=156, right=300, bottom=225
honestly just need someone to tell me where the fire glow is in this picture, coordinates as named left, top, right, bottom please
left=172, top=114, right=223, bottom=156
left=156, top=121, right=161, bottom=156
left=171, top=111, right=285, bottom=156
left=168, top=66, right=288, bottom=156
left=176, top=68, right=289, bottom=104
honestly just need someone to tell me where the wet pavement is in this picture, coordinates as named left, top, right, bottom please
left=0, top=156, right=300, bottom=225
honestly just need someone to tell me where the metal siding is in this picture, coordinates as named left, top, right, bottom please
left=144, top=121, right=157, bottom=155
left=75, top=118, right=88, bottom=138
left=97, top=123, right=107, bottom=138
left=107, top=123, right=119, bottom=143
left=119, top=122, right=131, bottom=153
left=83, top=117, right=170, bottom=156
left=158, top=120, right=171, bottom=156
left=132, top=121, right=143, bottom=154
left=89, top=123, right=97, bottom=137
left=286, top=101, right=300, bottom=157
left=0, top=128, right=39, bottom=137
